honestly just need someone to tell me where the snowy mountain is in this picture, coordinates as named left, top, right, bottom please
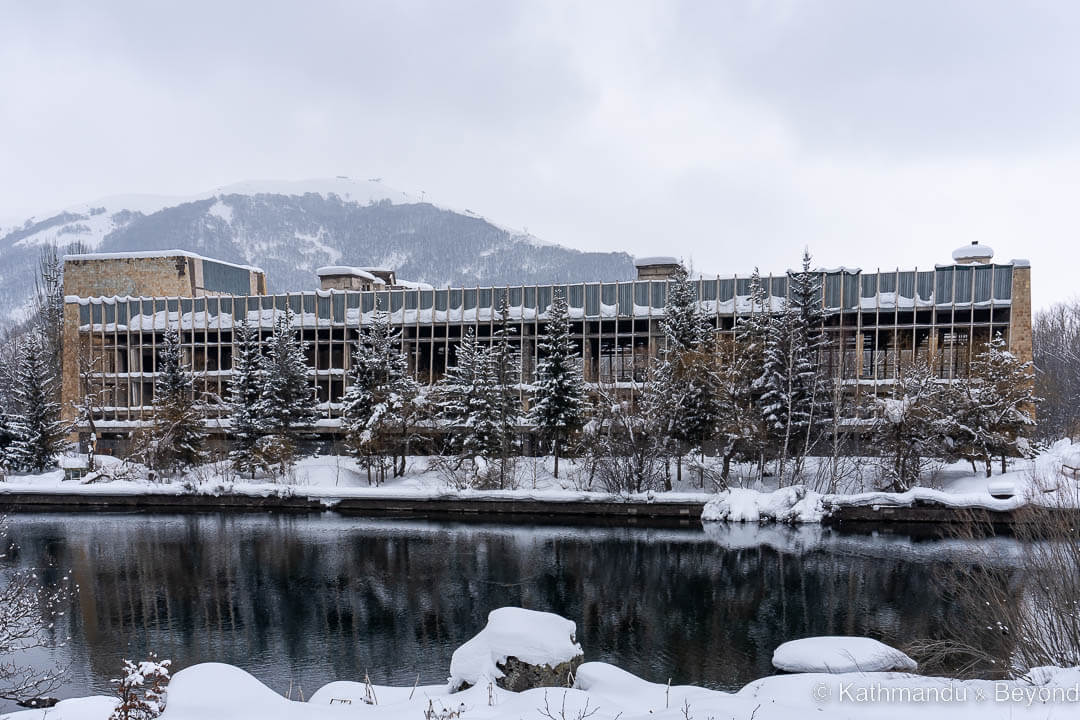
left=0, top=177, right=635, bottom=321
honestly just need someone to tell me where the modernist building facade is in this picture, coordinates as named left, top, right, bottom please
left=61, top=245, right=1032, bottom=449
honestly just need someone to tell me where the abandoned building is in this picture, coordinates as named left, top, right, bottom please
left=61, top=244, right=1032, bottom=451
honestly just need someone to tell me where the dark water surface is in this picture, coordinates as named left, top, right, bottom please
left=0, top=512, right=1014, bottom=709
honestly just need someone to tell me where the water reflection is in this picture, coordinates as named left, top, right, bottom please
left=0, top=513, right=1015, bottom=710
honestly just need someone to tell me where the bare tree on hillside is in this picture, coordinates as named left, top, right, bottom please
left=1033, top=299, right=1080, bottom=440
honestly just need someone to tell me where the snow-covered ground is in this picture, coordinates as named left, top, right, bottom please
left=703, top=438, right=1080, bottom=523
left=5, top=607, right=1079, bottom=720
left=1, top=440, right=1077, bottom=524
left=0, top=454, right=716, bottom=505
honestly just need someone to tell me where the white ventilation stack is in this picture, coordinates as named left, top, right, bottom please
left=951, top=241, right=994, bottom=265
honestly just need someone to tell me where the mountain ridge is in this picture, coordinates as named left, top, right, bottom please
left=0, top=178, right=636, bottom=321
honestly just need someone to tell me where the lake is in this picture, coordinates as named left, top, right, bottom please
left=0, top=512, right=1017, bottom=711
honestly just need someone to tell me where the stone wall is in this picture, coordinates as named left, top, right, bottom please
left=319, top=275, right=376, bottom=291
left=63, top=255, right=265, bottom=299
left=63, top=255, right=200, bottom=298
left=1008, top=265, right=1033, bottom=364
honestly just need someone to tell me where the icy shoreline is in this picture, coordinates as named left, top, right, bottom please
left=1, top=440, right=1075, bottom=525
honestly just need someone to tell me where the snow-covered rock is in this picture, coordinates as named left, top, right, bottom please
left=771, top=636, right=918, bottom=674
left=701, top=486, right=825, bottom=523
left=159, top=662, right=289, bottom=720
left=448, top=607, right=583, bottom=691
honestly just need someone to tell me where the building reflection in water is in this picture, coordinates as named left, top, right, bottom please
left=1, top=513, right=1003, bottom=703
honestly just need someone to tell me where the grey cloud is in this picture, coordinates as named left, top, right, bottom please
left=2, top=0, right=1077, bottom=309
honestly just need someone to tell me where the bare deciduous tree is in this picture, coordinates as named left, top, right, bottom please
left=0, top=517, right=72, bottom=703
left=1033, top=298, right=1080, bottom=441
left=921, top=484, right=1080, bottom=676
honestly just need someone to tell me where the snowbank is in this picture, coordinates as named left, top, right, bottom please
left=772, top=636, right=918, bottom=674
left=159, top=663, right=290, bottom=720
left=448, top=607, right=583, bottom=690
left=4, top=440, right=1078, bottom=527
left=700, top=439, right=1080, bottom=524
left=2, top=696, right=117, bottom=720
left=701, top=486, right=826, bottom=523
left=11, top=658, right=1080, bottom=719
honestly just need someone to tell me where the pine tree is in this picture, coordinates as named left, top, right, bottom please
left=528, top=290, right=586, bottom=479
left=8, top=333, right=67, bottom=474
left=488, top=294, right=521, bottom=487
left=146, top=327, right=204, bottom=476
left=0, top=409, right=17, bottom=471
left=948, top=333, right=1039, bottom=477
left=788, top=249, right=827, bottom=357
left=786, top=249, right=832, bottom=465
left=873, top=359, right=944, bottom=491
left=758, top=308, right=813, bottom=485
left=435, top=326, right=482, bottom=455
left=228, top=320, right=264, bottom=478
left=435, top=326, right=511, bottom=485
left=755, top=251, right=831, bottom=485
left=255, top=310, right=318, bottom=474
left=734, top=269, right=773, bottom=481
left=661, top=264, right=711, bottom=352
left=646, top=263, right=718, bottom=488
left=342, top=307, right=421, bottom=484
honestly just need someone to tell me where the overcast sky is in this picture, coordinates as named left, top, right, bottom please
left=3, top=1, right=1078, bottom=308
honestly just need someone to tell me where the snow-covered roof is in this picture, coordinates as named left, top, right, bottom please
left=814, top=266, right=862, bottom=274
left=633, top=256, right=680, bottom=267
left=64, top=249, right=264, bottom=274
left=395, top=279, right=435, bottom=290
left=316, top=266, right=379, bottom=281
left=952, top=242, right=994, bottom=263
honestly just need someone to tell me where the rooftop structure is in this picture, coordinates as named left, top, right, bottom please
left=316, top=266, right=397, bottom=291
left=633, top=256, right=682, bottom=280
left=63, top=250, right=266, bottom=299
left=952, top=241, right=994, bottom=265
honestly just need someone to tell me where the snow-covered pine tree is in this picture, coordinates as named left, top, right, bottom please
left=528, top=290, right=586, bottom=479
left=873, top=359, right=944, bottom=491
left=661, top=264, right=711, bottom=352
left=755, top=252, right=832, bottom=485
left=645, top=263, right=718, bottom=488
left=434, top=325, right=481, bottom=456
left=255, top=310, right=318, bottom=474
left=341, top=307, right=421, bottom=484
left=757, top=307, right=813, bottom=486
left=786, top=249, right=832, bottom=464
left=434, top=326, right=507, bottom=485
left=342, top=316, right=380, bottom=481
left=8, top=332, right=67, bottom=474
left=787, top=249, right=826, bottom=357
left=147, top=326, right=204, bottom=476
left=488, top=293, right=521, bottom=488
left=734, top=269, right=773, bottom=481
left=962, top=333, right=1039, bottom=476
left=227, top=320, right=264, bottom=478
left=0, top=409, right=17, bottom=471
